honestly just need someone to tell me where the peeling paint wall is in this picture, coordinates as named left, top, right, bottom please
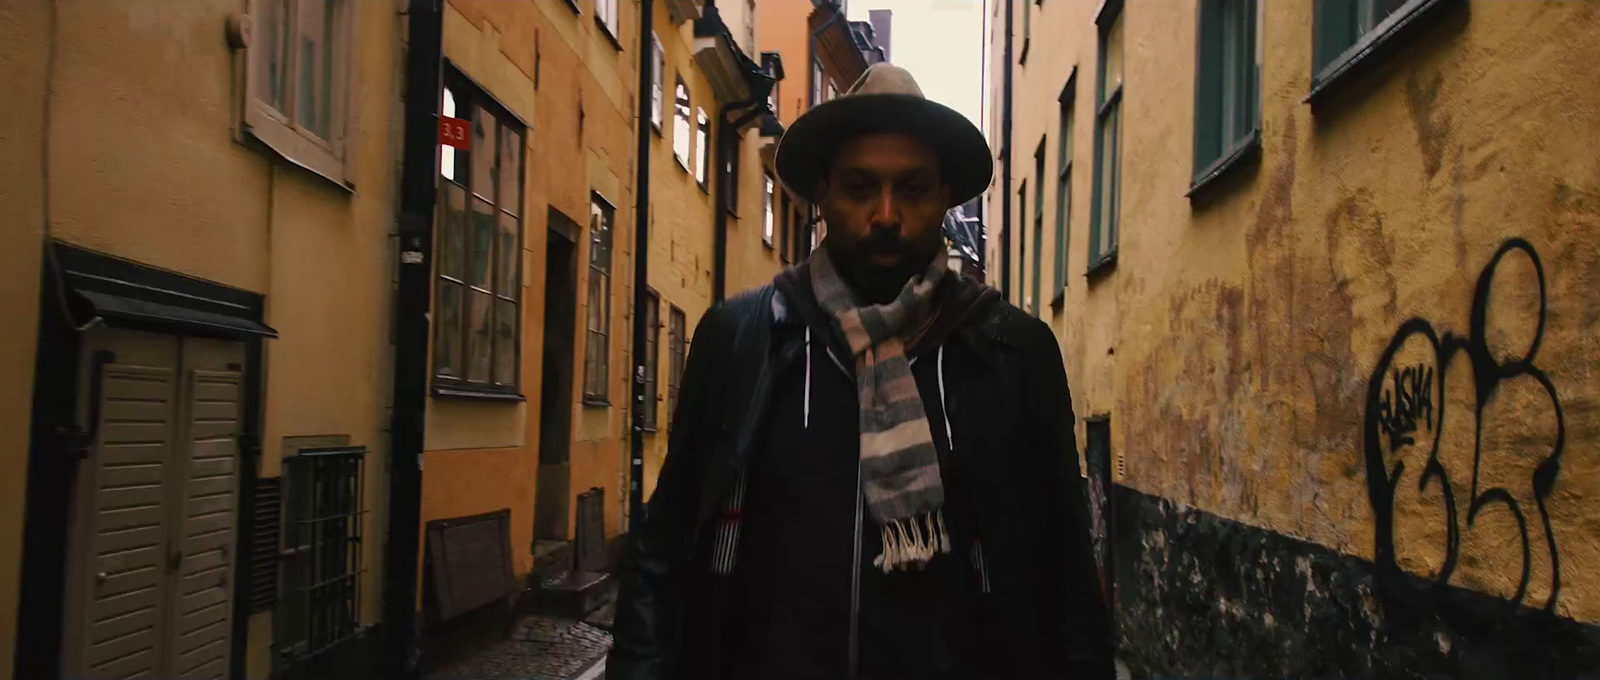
left=990, top=0, right=1600, bottom=670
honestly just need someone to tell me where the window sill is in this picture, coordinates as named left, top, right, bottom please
left=653, top=123, right=663, bottom=137
left=582, top=397, right=612, bottom=409
left=1018, top=40, right=1030, bottom=66
left=699, top=182, right=710, bottom=195
left=1050, top=288, right=1066, bottom=311
left=243, top=111, right=353, bottom=194
left=1305, top=0, right=1459, bottom=107
left=595, top=16, right=624, bottom=51
left=1085, top=250, right=1118, bottom=281
left=763, top=240, right=775, bottom=250
left=563, top=0, right=580, bottom=14
left=1187, top=130, right=1261, bottom=201
left=641, top=426, right=660, bottom=435
left=431, top=385, right=527, bottom=402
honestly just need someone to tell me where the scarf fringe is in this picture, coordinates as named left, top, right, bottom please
left=871, top=509, right=952, bottom=573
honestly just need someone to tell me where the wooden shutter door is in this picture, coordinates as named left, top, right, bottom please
left=165, top=338, right=245, bottom=679
left=63, top=331, right=181, bottom=680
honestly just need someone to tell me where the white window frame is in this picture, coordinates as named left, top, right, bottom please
left=674, top=78, right=692, bottom=169
left=763, top=175, right=776, bottom=246
left=244, top=0, right=354, bottom=187
left=695, top=108, right=710, bottom=187
left=596, top=0, right=619, bottom=40
left=650, top=33, right=664, bottom=132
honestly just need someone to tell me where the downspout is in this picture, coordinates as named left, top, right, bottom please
left=713, top=98, right=767, bottom=303
left=808, top=4, right=844, bottom=108
left=384, top=0, right=443, bottom=678
left=628, top=0, right=654, bottom=531
left=1000, top=0, right=1014, bottom=300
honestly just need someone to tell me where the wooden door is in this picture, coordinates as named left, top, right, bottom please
left=62, top=329, right=245, bottom=680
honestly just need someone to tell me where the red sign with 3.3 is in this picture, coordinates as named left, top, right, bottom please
left=440, top=116, right=470, bottom=150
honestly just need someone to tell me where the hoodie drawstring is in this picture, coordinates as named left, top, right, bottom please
left=804, top=326, right=812, bottom=429
left=937, top=345, right=953, bottom=452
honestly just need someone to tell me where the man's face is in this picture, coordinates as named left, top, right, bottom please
left=816, top=133, right=952, bottom=303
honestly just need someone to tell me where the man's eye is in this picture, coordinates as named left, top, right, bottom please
left=846, top=183, right=875, bottom=198
left=899, top=183, right=929, bottom=198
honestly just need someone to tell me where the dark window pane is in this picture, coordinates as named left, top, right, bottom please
left=434, top=281, right=462, bottom=377
left=498, top=211, right=519, bottom=297
left=467, top=290, right=493, bottom=382
left=494, top=298, right=517, bottom=385
left=257, top=0, right=291, bottom=112
left=440, top=183, right=467, bottom=281
left=499, top=126, right=522, bottom=213
left=297, top=0, right=339, bottom=140
left=471, top=198, right=494, bottom=288
left=472, top=105, right=497, bottom=201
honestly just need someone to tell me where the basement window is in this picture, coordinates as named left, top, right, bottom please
left=276, top=446, right=367, bottom=665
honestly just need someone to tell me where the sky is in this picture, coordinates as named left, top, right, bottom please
left=846, top=0, right=987, bottom=130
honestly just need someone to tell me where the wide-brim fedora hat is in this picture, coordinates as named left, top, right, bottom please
left=775, top=63, right=992, bottom=207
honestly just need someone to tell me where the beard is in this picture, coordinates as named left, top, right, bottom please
left=825, top=227, right=941, bottom=305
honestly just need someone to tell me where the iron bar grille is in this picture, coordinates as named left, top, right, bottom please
left=277, top=446, right=368, bottom=664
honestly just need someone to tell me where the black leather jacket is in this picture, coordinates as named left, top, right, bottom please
left=608, top=279, right=1114, bottom=679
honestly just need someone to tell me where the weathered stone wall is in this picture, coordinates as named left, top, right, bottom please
left=1112, top=485, right=1600, bottom=678
left=989, top=0, right=1600, bottom=671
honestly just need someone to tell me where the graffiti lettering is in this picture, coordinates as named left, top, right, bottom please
left=1361, top=238, right=1566, bottom=611
left=1377, top=363, right=1435, bottom=452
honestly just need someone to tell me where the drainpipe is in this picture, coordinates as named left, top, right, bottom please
left=713, top=98, right=767, bottom=303
left=627, top=0, right=654, bottom=533
left=384, top=0, right=443, bottom=677
left=808, top=4, right=844, bottom=108
left=1000, top=0, right=1014, bottom=301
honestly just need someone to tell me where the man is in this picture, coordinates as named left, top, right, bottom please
left=609, top=64, right=1112, bottom=679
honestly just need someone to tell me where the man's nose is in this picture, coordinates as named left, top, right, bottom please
left=871, top=188, right=901, bottom=229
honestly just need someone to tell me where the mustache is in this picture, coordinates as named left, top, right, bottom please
left=859, top=230, right=912, bottom=258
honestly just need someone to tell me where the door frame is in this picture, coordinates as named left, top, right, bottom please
left=15, top=243, right=272, bottom=680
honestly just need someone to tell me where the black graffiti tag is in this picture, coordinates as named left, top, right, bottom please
left=1378, top=364, right=1435, bottom=452
left=1360, top=238, right=1566, bottom=611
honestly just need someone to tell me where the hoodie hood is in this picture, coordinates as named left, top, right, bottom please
left=773, top=260, right=1002, bottom=361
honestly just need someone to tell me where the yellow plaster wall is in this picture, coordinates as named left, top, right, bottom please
left=0, top=1, right=403, bottom=677
left=0, top=3, right=49, bottom=674
left=998, top=0, right=1600, bottom=624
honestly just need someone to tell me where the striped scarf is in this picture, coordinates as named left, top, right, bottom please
left=811, top=245, right=951, bottom=573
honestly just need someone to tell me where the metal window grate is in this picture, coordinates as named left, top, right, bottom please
left=575, top=488, right=606, bottom=572
left=277, top=446, right=368, bottom=664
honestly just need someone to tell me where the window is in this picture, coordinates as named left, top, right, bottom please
left=642, top=290, right=660, bottom=431
left=769, top=81, right=779, bottom=117
left=723, top=135, right=741, bottom=215
left=434, top=77, right=524, bottom=393
left=277, top=447, right=366, bottom=662
left=780, top=194, right=792, bottom=263
left=763, top=175, right=776, bottom=247
left=745, top=0, right=757, bottom=50
left=667, top=306, right=687, bottom=427
left=584, top=194, right=615, bottom=403
left=811, top=59, right=824, bottom=107
left=596, top=0, right=619, bottom=41
left=1193, top=0, right=1259, bottom=190
left=650, top=33, right=664, bottom=132
left=1017, top=180, right=1027, bottom=307
left=674, top=78, right=691, bottom=169
left=1089, top=4, right=1124, bottom=272
left=1020, top=0, right=1032, bottom=64
left=1313, top=0, right=1434, bottom=93
left=1054, top=78, right=1075, bottom=300
left=696, top=108, right=711, bottom=188
left=1032, top=138, right=1045, bottom=316
left=247, top=0, right=352, bottom=184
